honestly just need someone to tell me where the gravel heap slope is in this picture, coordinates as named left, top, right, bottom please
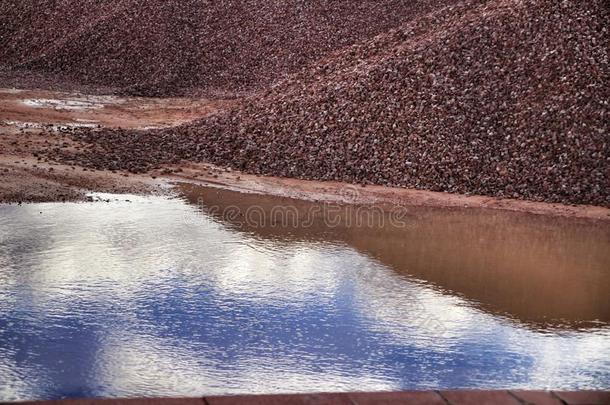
left=0, top=0, right=448, bottom=96
left=46, top=0, right=609, bottom=206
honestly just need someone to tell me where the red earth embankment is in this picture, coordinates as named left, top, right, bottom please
left=44, top=0, right=609, bottom=206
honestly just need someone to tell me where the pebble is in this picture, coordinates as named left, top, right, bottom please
left=0, top=0, right=445, bottom=96
left=24, top=0, right=610, bottom=206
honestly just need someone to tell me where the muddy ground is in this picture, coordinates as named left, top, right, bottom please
left=1, top=87, right=609, bottom=222
left=0, top=88, right=230, bottom=130
left=0, top=88, right=231, bottom=202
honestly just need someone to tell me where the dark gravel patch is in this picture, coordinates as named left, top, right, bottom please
left=42, top=0, right=609, bottom=206
left=0, top=0, right=451, bottom=97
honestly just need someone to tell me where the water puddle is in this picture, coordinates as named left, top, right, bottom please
left=2, top=120, right=99, bottom=131
left=0, top=186, right=608, bottom=401
left=1, top=88, right=231, bottom=132
left=20, top=95, right=126, bottom=111
left=0, top=89, right=26, bottom=94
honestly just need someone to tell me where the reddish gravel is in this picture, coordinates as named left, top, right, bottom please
left=43, top=0, right=609, bottom=206
left=0, top=0, right=450, bottom=97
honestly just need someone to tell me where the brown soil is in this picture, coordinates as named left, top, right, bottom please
left=0, top=130, right=159, bottom=203
left=1, top=87, right=609, bottom=222
left=0, top=88, right=229, bottom=203
left=169, top=162, right=610, bottom=222
left=0, top=88, right=230, bottom=130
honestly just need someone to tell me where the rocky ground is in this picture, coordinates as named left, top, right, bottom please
left=0, top=129, right=159, bottom=203
left=2, top=88, right=608, bottom=221
left=0, top=0, right=451, bottom=97
left=0, top=89, right=228, bottom=203
left=1, top=0, right=608, bottom=208
left=38, top=0, right=609, bottom=207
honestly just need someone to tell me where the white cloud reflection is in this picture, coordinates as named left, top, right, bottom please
left=0, top=194, right=609, bottom=401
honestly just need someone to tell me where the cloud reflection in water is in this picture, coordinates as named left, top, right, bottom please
left=0, top=192, right=609, bottom=401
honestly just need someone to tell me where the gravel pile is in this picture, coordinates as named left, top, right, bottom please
left=0, top=0, right=448, bottom=96
left=44, top=0, right=609, bottom=206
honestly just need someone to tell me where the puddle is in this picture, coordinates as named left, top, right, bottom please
left=2, top=121, right=99, bottom=130
left=0, top=89, right=25, bottom=94
left=21, top=99, right=106, bottom=111
left=1, top=88, right=230, bottom=132
left=0, top=187, right=608, bottom=401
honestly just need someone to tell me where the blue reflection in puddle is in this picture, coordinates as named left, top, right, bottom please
left=0, top=191, right=609, bottom=401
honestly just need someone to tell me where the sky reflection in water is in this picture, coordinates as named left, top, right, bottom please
left=0, top=190, right=609, bottom=401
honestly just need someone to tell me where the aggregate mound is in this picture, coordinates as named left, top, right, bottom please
left=45, top=0, right=609, bottom=206
left=0, top=0, right=449, bottom=97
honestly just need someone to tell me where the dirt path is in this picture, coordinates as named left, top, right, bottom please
left=1, top=87, right=609, bottom=221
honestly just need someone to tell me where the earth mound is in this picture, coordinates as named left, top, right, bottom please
left=43, top=0, right=609, bottom=206
left=0, top=0, right=448, bottom=96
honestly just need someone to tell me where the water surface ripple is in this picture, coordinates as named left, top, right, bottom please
left=0, top=189, right=609, bottom=401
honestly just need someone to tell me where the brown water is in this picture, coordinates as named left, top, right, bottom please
left=181, top=184, right=610, bottom=329
left=0, top=186, right=608, bottom=401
